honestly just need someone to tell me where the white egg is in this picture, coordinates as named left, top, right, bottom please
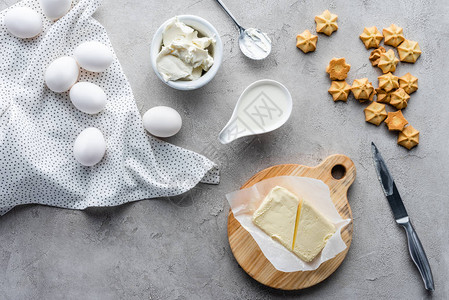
left=74, top=41, right=113, bottom=72
left=143, top=106, right=182, bottom=138
left=44, top=56, right=79, bottom=93
left=40, top=0, right=72, bottom=21
left=73, top=127, right=106, bottom=166
left=69, top=82, right=106, bottom=114
left=4, top=7, right=42, bottom=39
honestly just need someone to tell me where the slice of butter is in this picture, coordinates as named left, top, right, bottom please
left=293, top=199, right=336, bottom=262
left=252, top=186, right=336, bottom=263
left=252, top=186, right=300, bottom=251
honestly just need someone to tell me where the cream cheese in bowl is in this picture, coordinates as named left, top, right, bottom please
left=150, top=15, right=223, bottom=90
left=157, top=18, right=214, bottom=82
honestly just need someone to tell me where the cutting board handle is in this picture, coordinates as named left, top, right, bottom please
left=314, top=154, right=356, bottom=192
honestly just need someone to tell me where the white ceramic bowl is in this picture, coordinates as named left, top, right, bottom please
left=218, top=79, right=292, bottom=144
left=150, top=15, right=223, bottom=91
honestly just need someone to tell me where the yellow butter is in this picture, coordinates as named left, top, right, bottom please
left=293, top=199, right=336, bottom=262
left=252, top=186, right=336, bottom=262
left=252, top=186, right=299, bottom=251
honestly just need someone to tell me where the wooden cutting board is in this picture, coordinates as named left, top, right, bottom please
left=227, top=154, right=356, bottom=290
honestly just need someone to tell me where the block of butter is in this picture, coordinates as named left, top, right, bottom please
left=293, top=199, right=336, bottom=262
left=252, top=186, right=336, bottom=262
left=252, top=186, right=300, bottom=251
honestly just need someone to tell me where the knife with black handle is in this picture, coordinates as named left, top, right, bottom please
left=371, top=142, right=434, bottom=291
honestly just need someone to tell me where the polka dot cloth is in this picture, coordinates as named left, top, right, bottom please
left=0, top=0, right=219, bottom=215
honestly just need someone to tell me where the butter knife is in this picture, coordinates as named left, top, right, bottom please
left=371, top=142, right=434, bottom=291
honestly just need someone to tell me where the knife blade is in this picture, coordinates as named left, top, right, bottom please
left=371, top=142, right=408, bottom=220
left=371, top=142, right=435, bottom=291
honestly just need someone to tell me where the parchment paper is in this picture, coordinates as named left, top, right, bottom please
left=226, top=176, right=350, bottom=272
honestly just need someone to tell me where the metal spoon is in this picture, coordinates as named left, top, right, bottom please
left=214, top=0, right=272, bottom=60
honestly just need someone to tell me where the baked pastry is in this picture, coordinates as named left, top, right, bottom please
left=398, top=125, right=419, bottom=150
left=369, top=46, right=386, bottom=66
left=383, top=24, right=405, bottom=47
left=397, top=40, right=422, bottom=63
left=376, top=88, right=391, bottom=104
left=378, top=72, right=399, bottom=92
left=328, top=81, right=351, bottom=101
left=359, top=26, right=383, bottom=49
left=390, top=88, right=410, bottom=109
left=399, top=73, right=418, bottom=94
left=315, top=10, right=338, bottom=36
left=351, top=78, right=375, bottom=101
left=326, top=58, right=351, bottom=80
left=364, top=102, right=387, bottom=125
left=296, top=30, right=318, bottom=53
left=378, top=49, right=399, bottom=73
left=385, top=110, right=408, bottom=131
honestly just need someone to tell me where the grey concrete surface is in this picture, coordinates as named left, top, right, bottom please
left=1, top=0, right=448, bottom=299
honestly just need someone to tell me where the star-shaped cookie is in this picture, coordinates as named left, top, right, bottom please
left=364, top=102, right=387, bottom=126
left=315, top=10, right=338, bottom=36
left=326, top=58, right=351, bottom=80
left=399, top=73, right=418, bottom=94
left=398, top=125, right=419, bottom=150
left=351, top=78, right=375, bottom=101
left=378, top=49, right=399, bottom=73
left=385, top=110, right=408, bottom=131
left=397, top=40, right=422, bottom=63
left=328, top=81, right=351, bottom=101
left=383, top=24, right=405, bottom=47
left=359, top=26, right=383, bottom=49
left=378, top=72, right=399, bottom=92
left=296, top=30, right=318, bottom=53
left=390, top=88, right=410, bottom=109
